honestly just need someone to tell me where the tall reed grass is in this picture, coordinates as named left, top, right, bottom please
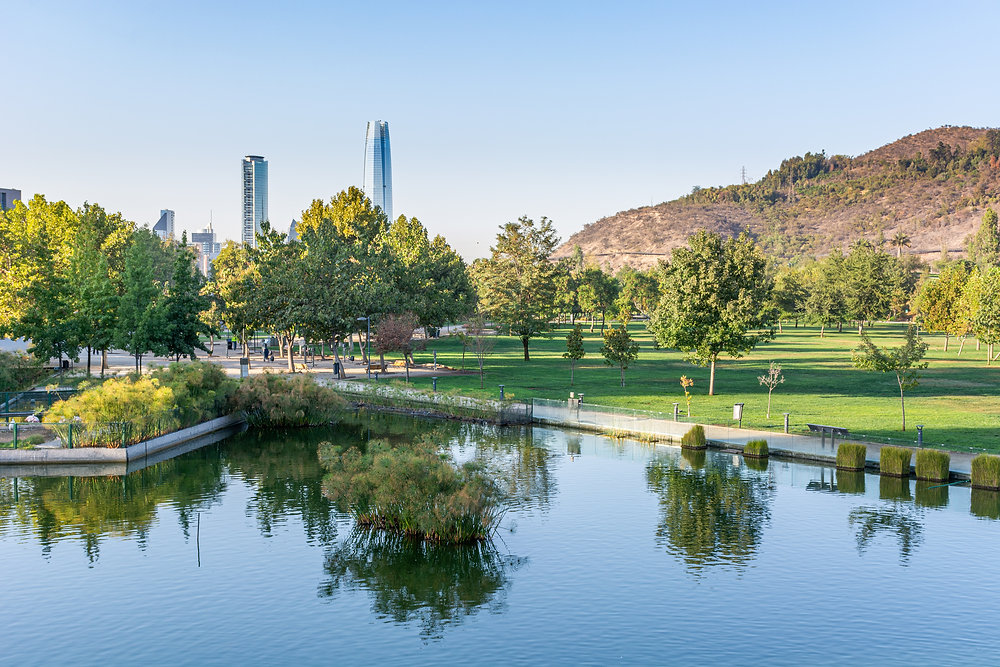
left=879, top=446, right=912, bottom=477
left=836, top=443, right=867, bottom=471
left=681, top=424, right=706, bottom=450
left=915, top=449, right=950, bottom=482
left=743, top=440, right=768, bottom=458
left=971, top=454, right=1000, bottom=490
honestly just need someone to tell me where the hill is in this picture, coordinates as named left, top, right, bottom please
left=555, top=126, right=1000, bottom=270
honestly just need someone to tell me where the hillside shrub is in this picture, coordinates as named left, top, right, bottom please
left=915, top=449, right=950, bottom=482
left=680, top=424, right=706, bottom=450
left=879, top=446, right=912, bottom=477
left=229, top=373, right=344, bottom=427
left=971, top=454, right=1000, bottom=490
left=0, top=351, right=44, bottom=392
left=743, top=440, right=769, bottom=458
left=151, top=360, right=237, bottom=426
left=836, top=470, right=865, bottom=495
left=836, top=443, right=867, bottom=471
left=318, top=435, right=507, bottom=543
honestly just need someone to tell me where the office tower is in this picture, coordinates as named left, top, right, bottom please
left=0, top=188, right=21, bottom=211
left=242, top=155, right=268, bottom=247
left=190, top=223, right=222, bottom=275
left=153, top=209, right=175, bottom=240
left=287, top=219, right=298, bottom=242
left=363, top=121, right=392, bottom=221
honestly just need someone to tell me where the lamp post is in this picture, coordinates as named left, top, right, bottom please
left=356, top=316, right=371, bottom=380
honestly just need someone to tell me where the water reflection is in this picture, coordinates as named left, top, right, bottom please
left=318, top=528, right=525, bottom=639
left=848, top=506, right=923, bottom=564
left=971, top=489, right=1000, bottom=520
left=645, top=452, right=773, bottom=572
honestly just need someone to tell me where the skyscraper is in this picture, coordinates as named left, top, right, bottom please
left=242, top=155, right=268, bottom=247
left=0, top=188, right=21, bottom=211
left=153, top=209, right=175, bottom=239
left=363, top=121, right=392, bottom=221
left=190, top=223, right=222, bottom=275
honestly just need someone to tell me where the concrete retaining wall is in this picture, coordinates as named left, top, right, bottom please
left=0, top=414, right=246, bottom=466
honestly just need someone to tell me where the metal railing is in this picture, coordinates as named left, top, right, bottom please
left=1, top=389, right=79, bottom=418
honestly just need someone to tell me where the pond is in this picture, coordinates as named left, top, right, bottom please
left=2, top=412, right=1000, bottom=665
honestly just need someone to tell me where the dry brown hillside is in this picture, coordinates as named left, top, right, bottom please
left=555, top=126, right=1000, bottom=270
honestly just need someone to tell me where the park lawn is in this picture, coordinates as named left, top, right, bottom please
left=404, top=323, right=1000, bottom=452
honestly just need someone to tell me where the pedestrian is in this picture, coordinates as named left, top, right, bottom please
left=263, top=343, right=270, bottom=362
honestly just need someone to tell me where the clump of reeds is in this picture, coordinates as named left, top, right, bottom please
left=915, top=449, right=950, bottom=482
left=836, top=470, right=865, bottom=495
left=971, top=454, right=1000, bottom=490
left=743, top=440, right=768, bottom=459
left=879, top=446, right=912, bottom=477
left=836, top=443, right=867, bottom=471
left=681, top=424, right=706, bottom=450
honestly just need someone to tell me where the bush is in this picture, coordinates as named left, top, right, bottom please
left=836, top=470, right=865, bottom=495
left=915, top=449, right=950, bottom=482
left=0, top=351, right=44, bottom=392
left=229, top=373, right=344, bottom=427
left=319, top=435, right=507, bottom=543
left=836, top=443, right=867, bottom=471
left=743, top=440, right=769, bottom=458
left=680, top=424, right=706, bottom=450
left=971, top=454, right=1000, bottom=490
left=879, top=446, right=912, bottom=477
left=151, top=360, right=237, bottom=426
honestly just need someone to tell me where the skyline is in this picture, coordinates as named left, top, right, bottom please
left=3, top=1, right=1000, bottom=259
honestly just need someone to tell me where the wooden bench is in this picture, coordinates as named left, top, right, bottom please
left=806, top=423, right=849, bottom=447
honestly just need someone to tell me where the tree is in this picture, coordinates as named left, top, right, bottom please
left=563, top=325, right=585, bottom=386
left=615, top=265, right=659, bottom=326
left=966, top=208, right=1000, bottom=270
left=211, top=241, right=258, bottom=357
left=963, top=266, right=1000, bottom=365
left=843, top=240, right=893, bottom=333
left=913, top=262, right=972, bottom=352
left=804, top=252, right=847, bottom=336
left=679, top=375, right=694, bottom=417
left=472, top=217, right=561, bottom=361
left=467, top=312, right=497, bottom=389
left=757, top=361, right=784, bottom=419
left=649, top=231, right=776, bottom=395
left=600, top=326, right=639, bottom=387
left=576, top=266, right=618, bottom=333
left=161, top=233, right=210, bottom=361
left=254, top=221, right=309, bottom=372
left=772, top=266, right=807, bottom=332
left=374, top=312, right=418, bottom=381
left=890, top=231, right=911, bottom=258
left=852, top=325, right=928, bottom=431
left=115, top=230, right=165, bottom=372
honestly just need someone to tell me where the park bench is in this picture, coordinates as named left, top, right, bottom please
left=806, top=423, right=849, bottom=447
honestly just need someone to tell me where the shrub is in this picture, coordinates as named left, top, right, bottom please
left=229, top=373, right=344, bottom=428
left=836, top=470, right=865, bottom=495
left=836, top=443, right=867, bottom=471
left=879, top=446, right=912, bottom=477
left=915, top=449, right=950, bottom=482
left=971, top=454, right=1000, bottom=490
left=319, top=435, right=507, bottom=543
left=743, top=440, right=769, bottom=458
left=151, top=360, right=237, bottom=426
left=0, top=351, right=44, bottom=392
left=680, top=424, right=706, bottom=450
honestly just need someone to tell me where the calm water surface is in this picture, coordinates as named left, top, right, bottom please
left=2, top=413, right=1000, bottom=665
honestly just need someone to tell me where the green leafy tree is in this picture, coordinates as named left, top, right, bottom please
left=614, top=265, right=660, bottom=326
left=161, top=233, right=210, bottom=360
left=115, top=229, right=166, bottom=372
left=600, top=326, right=639, bottom=387
left=966, top=208, right=1000, bottom=270
left=563, top=325, right=585, bottom=385
left=576, top=266, right=619, bottom=333
left=649, top=231, right=776, bottom=395
left=913, top=262, right=972, bottom=352
left=843, top=240, right=894, bottom=333
left=852, top=325, right=928, bottom=431
left=804, top=252, right=847, bottom=336
left=211, top=241, right=259, bottom=356
left=772, top=266, right=807, bottom=332
left=963, top=266, right=1000, bottom=365
left=472, top=216, right=561, bottom=361
left=254, top=221, right=310, bottom=372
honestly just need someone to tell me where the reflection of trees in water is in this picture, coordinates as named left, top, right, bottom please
left=645, top=453, right=772, bottom=572
left=318, top=528, right=525, bottom=639
left=0, top=448, right=226, bottom=562
left=223, top=429, right=340, bottom=545
left=467, top=424, right=557, bottom=511
left=848, top=506, right=923, bottom=565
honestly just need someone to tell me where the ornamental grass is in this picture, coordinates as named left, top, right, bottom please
left=743, top=440, right=769, bottom=459
left=836, top=443, right=867, bottom=471
left=229, top=373, right=343, bottom=428
left=971, top=454, right=1000, bottom=490
left=680, top=424, right=706, bottom=450
left=879, top=446, right=912, bottom=478
left=914, top=449, right=950, bottom=483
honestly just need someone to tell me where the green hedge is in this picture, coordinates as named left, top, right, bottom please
left=915, top=449, right=950, bottom=482
left=836, top=443, right=867, bottom=471
left=879, top=446, right=912, bottom=477
left=680, top=424, right=706, bottom=450
left=971, top=454, right=1000, bottom=490
left=743, top=439, right=768, bottom=458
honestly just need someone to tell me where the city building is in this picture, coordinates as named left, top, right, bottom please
left=0, top=188, right=21, bottom=211
left=287, top=219, right=298, bottom=242
left=242, top=155, right=268, bottom=247
left=190, top=223, right=222, bottom=275
left=363, top=120, right=392, bottom=221
left=153, top=209, right=175, bottom=239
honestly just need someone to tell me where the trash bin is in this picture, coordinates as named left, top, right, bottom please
left=239, top=357, right=250, bottom=378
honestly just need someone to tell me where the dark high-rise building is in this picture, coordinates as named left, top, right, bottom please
left=363, top=121, right=392, bottom=221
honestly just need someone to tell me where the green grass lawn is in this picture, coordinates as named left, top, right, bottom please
left=403, top=323, right=1000, bottom=452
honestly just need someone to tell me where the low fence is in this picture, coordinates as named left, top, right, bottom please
left=326, top=379, right=532, bottom=425
left=1, top=423, right=55, bottom=449
left=1, top=389, right=78, bottom=418
left=45, top=418, right=180, bottom=449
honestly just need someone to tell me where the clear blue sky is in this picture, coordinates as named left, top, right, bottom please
left=3, top=0, right=998, bottom=258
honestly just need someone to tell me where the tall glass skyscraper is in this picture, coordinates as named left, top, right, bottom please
left=363, top=121, right=392, bottom=221
left=242, top=155, right=268, bottom=247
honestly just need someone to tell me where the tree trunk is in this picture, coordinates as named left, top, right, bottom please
left=333, top=344, right=346, bottom=379
left=208, top=331, right=215, bottom=357
left=619, top=365, right=624, bottom=387
left=589, top=314, right=595, bottom=333
left=820, top=323, right=825, bottom=338
left=86, top=347, right=92, bottom=376
left=766, top=390, right=772, bottom=419
left=857, top=321, right=863, bottom=335
left=379, top=352, right=386, bottom=372
left=405, top=356, right=410, bottom=383
left=101, top=349, right=107, bottom=377
left=838, top=321, right=843, bottom=333
left=943, top=332, right=949, bottom=352
left=957, top=336, right=966, bottom=356
left=600, top=310, right=606, bottom=334
left=709, top=358, right=716, bottom=396
left=570, top=361, right=575, bottom=386
left=898, top=376, right=906, bottom=431
left=977, top=339, right=981, bottom=351
left=522, top=336, right=530, bottom=361
left=778, top=319, right=783, bottom=333
left=286, top=336, right=295, bottom=372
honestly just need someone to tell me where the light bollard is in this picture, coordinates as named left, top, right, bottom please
left=917, top=425, right=924, bottom=448
left=673, top=403, right=679, bottom=421
left=499, top=385, right=505, bottom=401
left=783, top=413, right=790, bottom=434
left=432, top=377, right=438, bottom=392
